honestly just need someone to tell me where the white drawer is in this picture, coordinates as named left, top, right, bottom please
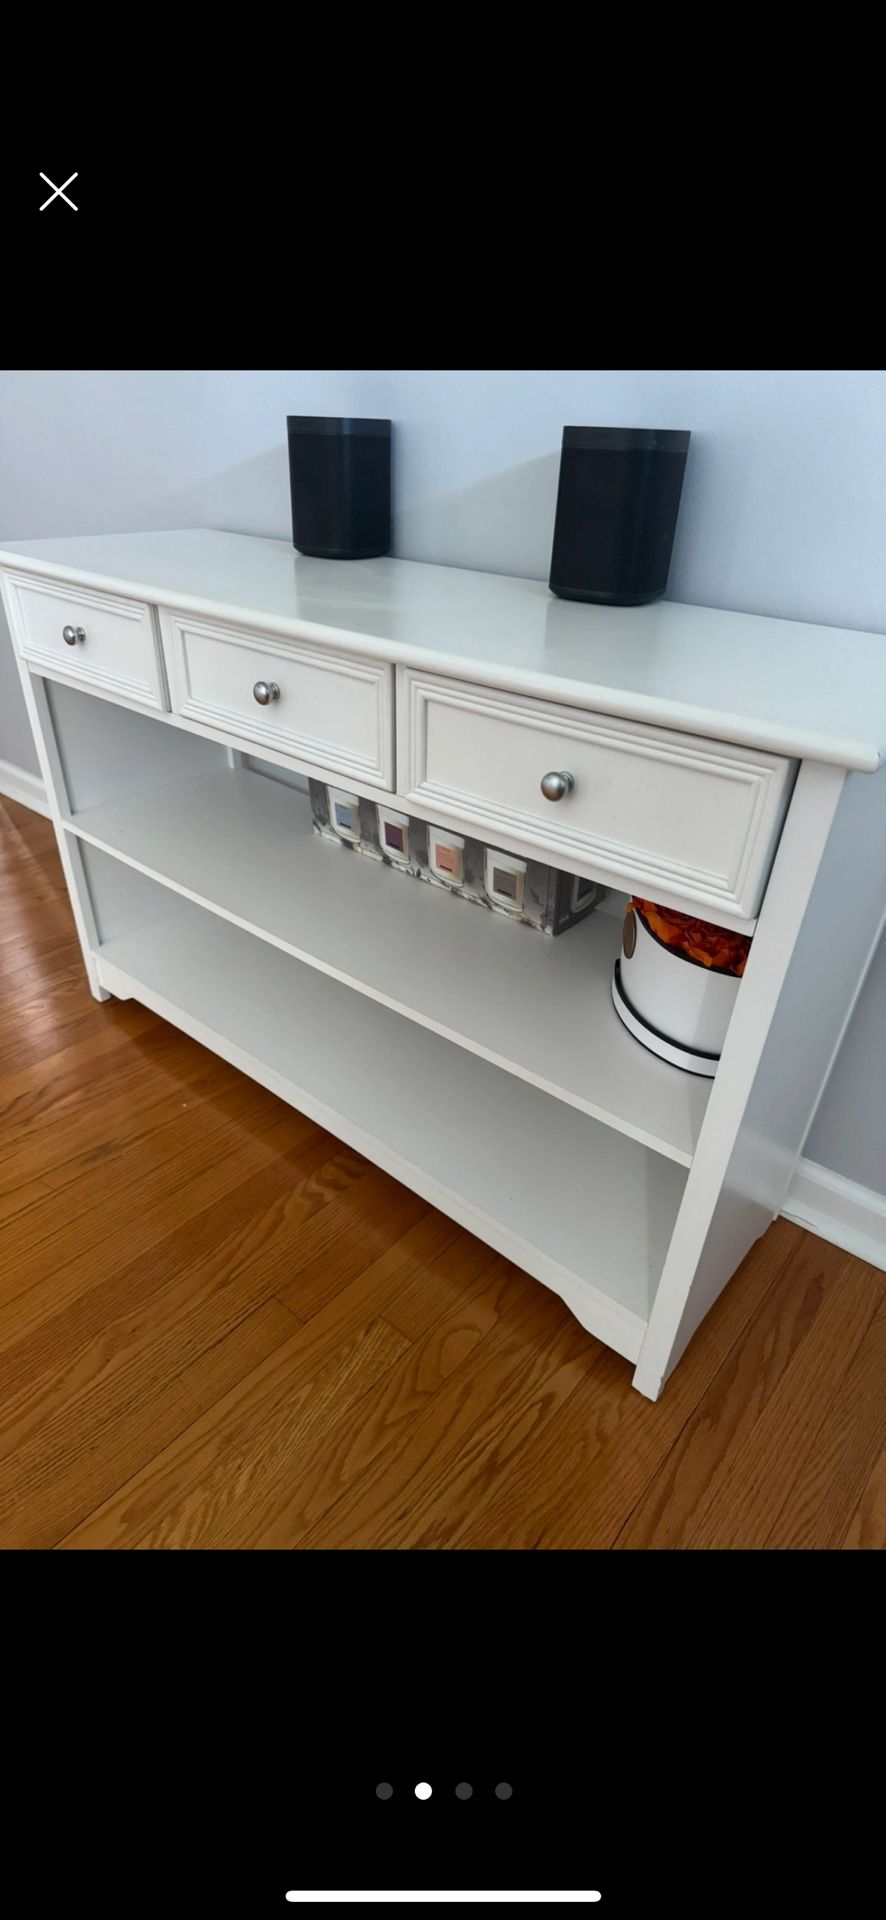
left=4, top=571, right=166, bottom=710
left=162, top=609, right=394, bottom=789
left=397, top=670, right=794, bottom=920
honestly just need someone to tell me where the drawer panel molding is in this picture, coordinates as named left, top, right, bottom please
left=162, top=609, right=394, bottom=788
left=4, top=570, right=167, bottom=710
left=398, top=670, right=794, bottom=920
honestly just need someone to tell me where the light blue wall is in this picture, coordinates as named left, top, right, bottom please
left=3, top=368, right=885, bottom=615
left=1, top=369, right=884, bottom=1187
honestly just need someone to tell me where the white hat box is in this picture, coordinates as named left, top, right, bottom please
left=612, top=900, right=747, bottom=1076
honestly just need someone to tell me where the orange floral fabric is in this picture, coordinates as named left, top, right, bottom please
left=633, top=899, right=752, bottom=977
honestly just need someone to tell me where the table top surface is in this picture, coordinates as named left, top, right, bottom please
left=2, top=526, right=885, bottom=770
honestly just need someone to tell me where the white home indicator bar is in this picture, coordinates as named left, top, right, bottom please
left=284, top=1895, right=602, bottom=1904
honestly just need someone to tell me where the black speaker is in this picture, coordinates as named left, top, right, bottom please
left=287, top=416, right=392, bottom=559
left=549, top=426, right=690, bottom=606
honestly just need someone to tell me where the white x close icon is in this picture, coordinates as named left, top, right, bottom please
left=39, top=172, right=78, bottom=212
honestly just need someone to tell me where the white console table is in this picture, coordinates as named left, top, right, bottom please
left=2, top=528, right=885, bottom=1400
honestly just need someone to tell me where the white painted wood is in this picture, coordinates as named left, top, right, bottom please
left=94, top=903, right=689, bottom=1360
left=44, top=678, right=224, bottom=813
left=243, top=755, right=309, bottom=793
left=398, top=669, right=792, bottom=921
left=4, top=528, right=885, bottom=1404
left=633, top=758, right=886, bottom=1398
left=161, top=607, right=394, bottom=789
left=10, top=665, right=406, bottom=808
left=0, top=756, right=50, bottom=816
left=1, top=529, right=884, bottom=770
left=782, top=1157, right=886, bottom=1272
left=0, top=593, right=109, bottom=1002
left=62, top=767, right=709, bottom=1165
left=662, top=766, right=886, bottom=1370
left=78, top=840, right=190, bottom=944
left=2, top=567, right=167, bottom=711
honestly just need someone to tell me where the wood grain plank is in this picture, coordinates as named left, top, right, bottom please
left=0, top=1133, right=371, bottom=1507
left=274, top=1166, right=429, bottom=1320
left=0, top=1174, right=53, bottom=1228
left=364, top=1215, right=489, bottom=1340
left=619, top=1237, right=884, bottom=1550
left=841, top=1446, right=886, bottom=1549
left=0, top=939, right=85, bottom=992
left=21, top=1298, right=300, bottom=1549
left=297, top=1286, right=594, bottom=1550
left=0, top=1095, right=328, bottom=1329
left=130, top=1320, right=411, bottom=1551
left=757, top=1292, right=886, bottom=1548
left=611, top=1225, right=845, bottom=1549
left=0, top=1030, right=235, bottom=1202
left=674, top=1260, right=884, bottom=1551
left=33, top=1048, right=310, bottom=1201
left=54, top=1237, right=514, bottom=1549
left=292, top=1212, right=499, bottom=1351
left=386, top=1327, right=605, bottom=1550
left=0, top=1124, right=339, bottom=1394
left=0, top=1149, right=376, bottom=1546
left=0, top=977, right=157, bottom=1076
left=58, top=1314, right=412, bottom=1550
left=249, top=1260, right=536, bottom=1550
left=456, top=1216, right=796, bottom=1550
left=0, top=1016, right=230, bottom=1162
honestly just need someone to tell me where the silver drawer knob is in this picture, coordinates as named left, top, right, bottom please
left=62, top=624, right=86, bottom=646
left=540, top=770, right=575, bottom=802
left=253, top=680, right=280, bottom=706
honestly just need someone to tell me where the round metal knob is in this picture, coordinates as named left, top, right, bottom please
left=62, top=624, right=86, bottom=646
left=540, top=770, right=575, bottom=802
left=252, top=680, right=280, bottom=706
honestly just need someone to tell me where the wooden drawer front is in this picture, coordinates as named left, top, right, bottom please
left=4, top=571, right=166, bottom=710
left=398, top=671, right=794, bottom=920
left=163, top=611, right=394, bottom=788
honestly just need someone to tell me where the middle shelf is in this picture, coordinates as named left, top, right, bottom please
left=63, top=763, right=711, bottom=1165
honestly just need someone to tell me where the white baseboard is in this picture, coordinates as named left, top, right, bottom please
left=0, top=756, right=50, bottom=818
left=782, top=1156, right=886, bottom=1271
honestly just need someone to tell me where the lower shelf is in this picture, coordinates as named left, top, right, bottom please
left=95, top=903, right=688, bottom=1363
left=63, top=765, right=710, bottom=1165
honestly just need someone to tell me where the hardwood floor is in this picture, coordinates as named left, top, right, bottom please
left=1, top=793, right=884, bottom=1550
